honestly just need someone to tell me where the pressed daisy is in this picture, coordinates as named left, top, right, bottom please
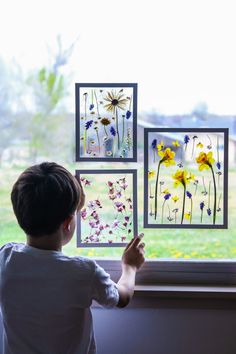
left=103, top=90, right=128, bottom=149
left=103, top=90, right=128, bottom=112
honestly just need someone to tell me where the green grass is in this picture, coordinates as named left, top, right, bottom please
left=1, top=165, right=236, bottom=260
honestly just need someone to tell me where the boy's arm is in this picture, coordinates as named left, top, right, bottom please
left=116, top=236, right=145, bottom=308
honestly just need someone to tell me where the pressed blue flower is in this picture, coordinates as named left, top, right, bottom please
left=110, top=126, right=116, bottom=136
left=200, top=201, right=205, bottom=210
left=152, top=139, right=157, bottom=149
left=126, top=110, right=132, bottom=119
left=186, top=191, right=192, bottom=198
left=164, top=193, right=171, bottom=200
left=89, top=104, right=94, bottom=110
left=184, top=135, right=190, bottom=144
left=207, top=208, right=211, bottom=216
left=216, top=162, right=221, bottom=170
left=85, top=120, right=93, bottom=130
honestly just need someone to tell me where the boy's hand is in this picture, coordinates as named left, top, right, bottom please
left=122, top=234, right=145, bottom=270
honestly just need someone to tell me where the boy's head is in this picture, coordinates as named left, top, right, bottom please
left=11, top=162, right=84, bottom=238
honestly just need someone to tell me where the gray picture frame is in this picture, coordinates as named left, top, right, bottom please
left=76, top=169, right=138, bottom=247
left=144, top=128, right=229, bottom=229
left=75, top=83, right=138, bottom=162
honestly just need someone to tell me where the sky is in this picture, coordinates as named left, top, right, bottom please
left=0, top=0, right=236, bottom=115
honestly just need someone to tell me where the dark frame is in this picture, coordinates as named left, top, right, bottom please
left=75, top=83, right=138, bottom=162
left=76, top=169, right=138, bottom=247
left=144, top=128, right=229, bottom=229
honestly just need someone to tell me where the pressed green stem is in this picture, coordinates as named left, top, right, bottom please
left=122, top=116, right=125, bottom=144
left=153, top=149, right=156, bottom=163
left=94, top=90, right=100, bottom=117
left=115, top=108, right=120, bottom=150
left=96, top=130, right=100, bottom=153
left=103, top=125, right=108, bottom=136
left=190, top=198, right=193, bottom=224
left=210, top=165, right=217, bottom=225
left=181, top=185, right=186, bottom=224
left=161, top=200, right=166, bottom=224
left=154, top=162, right=161, bottom=220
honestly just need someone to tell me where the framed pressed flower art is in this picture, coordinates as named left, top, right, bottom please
left=76, top=169, right=138, bottom=247
left=75, top=83, right=137, bottom=162
left=144, top=128, right=228, bottom=229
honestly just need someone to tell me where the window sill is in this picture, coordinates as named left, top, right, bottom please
left=92, top=284, right=236, bottom=309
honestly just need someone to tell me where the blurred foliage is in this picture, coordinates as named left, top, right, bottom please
left=0, top=36, right=77, bottom=166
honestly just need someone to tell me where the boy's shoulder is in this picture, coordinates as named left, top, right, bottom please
left=0, top=242, right=97, bottom=274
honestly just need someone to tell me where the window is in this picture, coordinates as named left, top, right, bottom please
left=0, top=0, right=236, bottom=287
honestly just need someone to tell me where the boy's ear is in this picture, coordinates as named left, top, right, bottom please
left=62, top=215, right=73, bottom=232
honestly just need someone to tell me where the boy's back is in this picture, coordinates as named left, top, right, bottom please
left=0, top=242, right=119, bottom=354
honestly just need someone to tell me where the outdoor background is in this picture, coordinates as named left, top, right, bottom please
left=0, top=0, right=236, bottom=259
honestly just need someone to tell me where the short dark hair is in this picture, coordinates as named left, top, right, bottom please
left=11, top=162, right=81, bottom=237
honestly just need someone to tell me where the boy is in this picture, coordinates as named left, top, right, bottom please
left=0, top=162, right=145, bottom=354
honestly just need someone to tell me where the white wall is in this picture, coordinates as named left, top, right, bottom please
left=1, top=303, right=236, bottom=354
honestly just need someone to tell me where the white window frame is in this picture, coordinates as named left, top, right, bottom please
left=95, top=258, right=236, bottom=286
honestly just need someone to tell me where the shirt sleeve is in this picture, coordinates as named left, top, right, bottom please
left=91, top=262, right=119, bottom=308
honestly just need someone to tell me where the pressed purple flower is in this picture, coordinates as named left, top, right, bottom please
left=200, top=201, right=205, bottom=210
left=89, top=220, right=97, bottom=228
left=124, top=216, right=130, bottom=222
left=89, top=104, right=94, bottom=110
left=207, top=208, right=211, bottom=216
left=186, top=191, right=192, bottom=198
left=112, top=219, right=120, bottom=228
left=121, top=236, right=126, bottom=242
left=184, top=135, right=190, bottom=144
left=164, top=193, right=171, bottom=200
left=81, top=208, right=87, bottom=220
left=216, top=162, right=221, bottom=170
left=110, top=126, right=116, bottom=136
left=126, top=110, right=132, bottom=119
left=108, top=181, right=113, bottom=187
left=115, top=201, right=123, bottom=208
left=151, top=139, right=157, bottom=149
left=85, top=120, right=93, bottom=130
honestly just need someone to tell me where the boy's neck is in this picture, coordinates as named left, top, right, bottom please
left=26, top=233, right=62, bottom=252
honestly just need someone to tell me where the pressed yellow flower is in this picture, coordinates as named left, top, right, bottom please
left=196, top=151, right=215, bottom=171
left=157, top=140, right=164, bottom=151
left=103, top=90, right=128, bottom=113
left=184, top=212, right=191, bottom=220
left=172, top=170, right=187, bottom=186
left=148, top=170, right=155, bottom=179
left=172, top=195, right=179, bottom=202
left=197, top=142, right=203, bottom=148
left=158, top=148, right=176, bottom=167
left=162, top=188, right=170, bottom=194
left=172, top=140, right=180, bottom=147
